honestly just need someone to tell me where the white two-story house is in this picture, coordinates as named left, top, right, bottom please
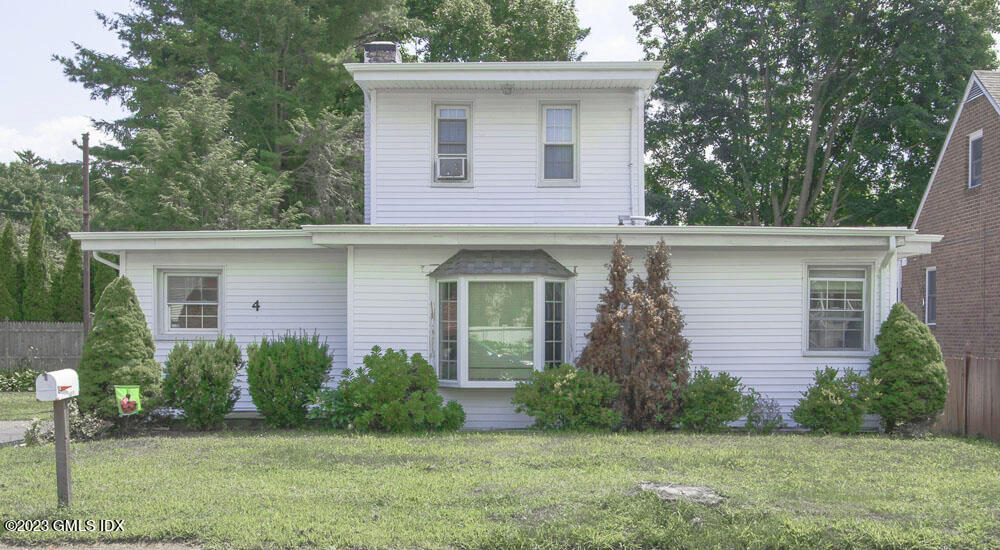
left=73, top=43, right=940, bottom=429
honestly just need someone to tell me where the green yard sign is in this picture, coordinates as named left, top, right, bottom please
left=114, top=385, right=141, bottom=416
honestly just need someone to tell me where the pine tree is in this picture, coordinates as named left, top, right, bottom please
left=21, top=205, right=52, bottom=321
left=578, top=239, right=691, bottom=430
left=869, top=302, right=949, bottom=434
left=0, top=222, right=19, bottom=320
left=54, top=240, right=83, bottom=322
left=77, top=276, right=163, bottom=418
left=91, top=256, right=117, bottom=310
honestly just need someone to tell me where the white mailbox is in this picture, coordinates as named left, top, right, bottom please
left=35, top=369, right=79, bottom=402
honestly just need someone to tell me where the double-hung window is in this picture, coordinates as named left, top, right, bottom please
left=925, top=267, right=937, bottom=325
left=435, top=105, right=470, bottom=182
left=969, top=130, right=983, bottom=188
left=540, top=104, right=578, bottom=184
left=807, top=267, right=868, bottom=352
left=160, top=272, right=221, bottom=334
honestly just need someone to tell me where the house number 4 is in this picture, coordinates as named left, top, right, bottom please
left=251, top=300, right=260, bottom=311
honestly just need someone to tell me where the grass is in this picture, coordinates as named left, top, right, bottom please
left=0, top=431, right=998, bottom=549
left=0, top=392, right=51, bottom=421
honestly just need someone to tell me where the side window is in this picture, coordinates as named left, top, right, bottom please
left=540, top=104, right=578, bottom=184
left=969, top=130, right=983, bottom=188
left=435, top=105, right=469, bottom=182
left=807, top=267, right=868, bottom=352
left=925, top=268, right=937, bottom=325
left=161, top=272, right=221, bottom=334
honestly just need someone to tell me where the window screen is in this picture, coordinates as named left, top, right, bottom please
left=926, top=269, right=937, bottom=325
left=970, top=134, right=983, bottom=188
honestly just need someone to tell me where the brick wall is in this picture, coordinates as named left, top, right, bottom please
left=902, top=94, right=1000, bottom=357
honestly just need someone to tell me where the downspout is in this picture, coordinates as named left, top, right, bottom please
left=878, top=235, right=899, bottom=330
left=92, top=251, right=120, bottom=273
left=618, top=90, right=653, bottom=226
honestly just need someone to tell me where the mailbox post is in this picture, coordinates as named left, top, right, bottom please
left=35, top=369, right=79, bottom=507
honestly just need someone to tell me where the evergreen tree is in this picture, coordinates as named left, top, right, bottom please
left=869, top=302, right=949, bottom=434
left=77, top=276, right=163, bottom=418
left=54, top=240, right=83, bottom=322
left=0, top=222, right=19, bottom=320
left=578, top=239, right=691, bottom=430
left=21, top=205, right=52, bottom=321
left=91, top=255, right=118, bottom=310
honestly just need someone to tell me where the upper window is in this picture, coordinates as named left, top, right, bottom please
left=435, top=105, right=469, bottom=182
left=925, top=268, right=937, bottom=325
left=161, top=272, right=220, bottom=333
left=807, top=267, right=868, bottom=352
left=435, top=277, right=568, bottom=387
left=969, top=130, right=983, bottom=188
left=540, top=104, right=578, bottom=184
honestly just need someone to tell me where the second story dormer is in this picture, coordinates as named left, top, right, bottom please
left=345, top=43, right=663, bottom=226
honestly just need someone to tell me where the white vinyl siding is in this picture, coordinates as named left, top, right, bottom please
left=124, top=249, right=348, bottom=412
left=372, top=91, right=633, bottom=225
left=970, top=130, right=983, bottom=188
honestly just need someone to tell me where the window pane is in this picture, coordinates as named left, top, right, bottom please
left=468, top=282, right=534, bottom=381
left=544, top=144, right=574, bottom=179
left=166, top=275, right=219, bottom=331
left=926, top=270, right=937, bottom=324
left=439, top=108, right=466, bottom=119
left=807, top=270, right=866, bottom=351
left=438, top=282, right=458, bottom=381
left=545, top=108, right=573, bottom=143
left=438, top=119, right=467, bottom=155
left=545, top=282, right=565, bottom=367
left=971, top=136, right=983, bottom=187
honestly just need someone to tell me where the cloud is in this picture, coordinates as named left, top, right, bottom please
left=576, top=0, right=645, bottom=61
left=0, top=116, right=116, bottom=163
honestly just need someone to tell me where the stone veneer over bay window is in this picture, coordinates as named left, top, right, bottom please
left=431, top=250, right=574, bottom=388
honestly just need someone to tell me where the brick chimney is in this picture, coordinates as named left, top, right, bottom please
left=363, top=42, right=401, bottom=63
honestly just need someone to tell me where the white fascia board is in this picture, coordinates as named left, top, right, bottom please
left=345, top=61, right=664, bottom=91
left=304, top=224, right=926, bottom=249
left=70, top=230, right=315, bottom=251
left=912, top=72, right=1000, bottom=228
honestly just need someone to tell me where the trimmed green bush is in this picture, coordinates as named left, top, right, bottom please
left=77, top=276, right=163, bottom=418
left=792, top=367, right=876, bottom=434
left=164, top=336, right=242, bottom=429
left=309, top=346, right=465, bottom=432
left=869, top=302, right=948, bottom=434
left=511, top=363, right=621, bottom=430
left=246, top=332, right=331, bottom=428
left=53, top=240, right=83, bottom=322
left=676, top=368, right=753, bottom=432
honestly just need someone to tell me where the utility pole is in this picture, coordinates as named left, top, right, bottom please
left=81, top=133, right=91, bottom=336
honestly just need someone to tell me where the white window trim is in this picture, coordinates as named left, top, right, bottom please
left=538, top=101, right=581, bottom=187
left=801, top=262, right=874, bottom=357
left=969, top=129, right=983, bottom=189
left=431, top=101, right=473, bottom=187
left=432, top=274, right=572, bottom=388
left=155, top=267, right=224, bottom=340
left=925, top=267, right=937, bottom=326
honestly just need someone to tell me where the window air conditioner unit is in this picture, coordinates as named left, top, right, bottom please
left=437, top=156, right=466, bottom=179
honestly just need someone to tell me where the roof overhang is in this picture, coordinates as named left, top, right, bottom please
left=343, top=61, right=665, bottom=92
left=71, top=225, right=941, bottom=258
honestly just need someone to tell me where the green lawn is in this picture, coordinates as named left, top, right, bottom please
left=1, top=431, right=998, bottom=549
left=0, top=392, right=51, bottom=421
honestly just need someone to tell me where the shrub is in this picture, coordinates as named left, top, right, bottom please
left=745, top=390, right=785, bottom=434
left=676, top=368, right=753, bottom=432
left=23, top=400, right=110, bottom=445
left=53, top=240, right=83, bottom=322
left=163, top=336, right=242, bottom=429
left=869, top=302, right=948, bottom=434
left=309, top=346, right=465, bottom=432
left=21, top=204, right=51, bottom=321
left=511, top=363, right=621, bottom=430
left=77, top=276, right=163, bottom=419
left=577, top=239, right=691, bottom=430
left=0, top=368, right=41, bottom=392
left=791, top=367, right=876, bottom=434
left=246, top=332, right=331, bottom=427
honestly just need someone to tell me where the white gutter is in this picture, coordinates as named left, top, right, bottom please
left=92, top=251, right=119, bottom=272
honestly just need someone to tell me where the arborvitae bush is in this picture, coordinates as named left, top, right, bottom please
left=0, top=222, right=17, bottom=320
left=676, top=368, right=754, bottom=432
left=54, top=240, right=83, bottom=322
left=869, top=302, right=948, bottom=434
left=77, top=276, right=163, bottom=418
left=511, top=363, right=621, bottom=430
left=21, top=205, right=51, bottom=321
left=577, top=239, right=690, bottom=430
left=246, top=332, right=331, bottom=427
left=792, top=367, right=876, bottom=434
left=309, top=347, right=465, bottom=432
left=164, top=336, right=242, bottom=429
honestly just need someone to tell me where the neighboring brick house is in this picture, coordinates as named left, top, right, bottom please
left=902, top=70, right=1000, bottom=358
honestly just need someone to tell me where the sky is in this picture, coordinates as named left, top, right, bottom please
left=0, top=0, right=645, bottom=164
